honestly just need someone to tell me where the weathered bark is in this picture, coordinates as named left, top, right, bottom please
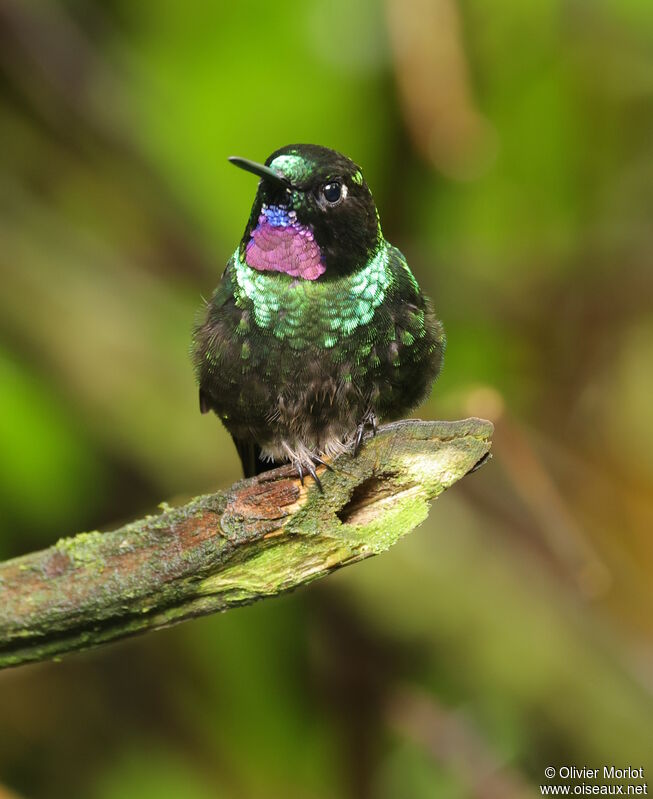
left=0, top=418, right=492, bottom=669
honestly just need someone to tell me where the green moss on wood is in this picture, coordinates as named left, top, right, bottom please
left=0, top=418, right=492, bottom=669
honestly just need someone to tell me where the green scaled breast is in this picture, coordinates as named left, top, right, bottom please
left=231, top=241, right=392, bottom=349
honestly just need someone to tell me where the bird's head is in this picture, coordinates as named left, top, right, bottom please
left=230, top=144, right=382, bottom=280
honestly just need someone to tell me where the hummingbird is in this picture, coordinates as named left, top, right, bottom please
left=192, top=144, right=445, bottom=487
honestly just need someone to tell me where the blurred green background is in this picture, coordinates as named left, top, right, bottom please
left=1, top=0, right=652, bottom=797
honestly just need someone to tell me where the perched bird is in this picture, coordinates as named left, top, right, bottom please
left=192, top=144, right=445, bottom=486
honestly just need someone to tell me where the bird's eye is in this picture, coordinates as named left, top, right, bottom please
left=322, top=182, right=342, bottom=204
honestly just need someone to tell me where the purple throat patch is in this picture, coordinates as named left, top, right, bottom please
left=245, top=204, right=326, bottom=280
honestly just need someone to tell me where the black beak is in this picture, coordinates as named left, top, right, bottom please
left=228, top=156, right=291, bottom=190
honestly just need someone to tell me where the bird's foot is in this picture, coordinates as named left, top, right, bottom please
left=281, top=443, right=331, bottom=493
left=353, top=411, right=378, bottom=457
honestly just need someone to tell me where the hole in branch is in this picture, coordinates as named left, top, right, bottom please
left=337, top=471, right=414, bottom=525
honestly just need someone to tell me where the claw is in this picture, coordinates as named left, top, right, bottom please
left=353, top=423, right=365, bottom=457
left=306, top=461, right=324, bottom=493
left=312, top=454, right=333, bottom=472
left=353, top=411, right=379, bottom=457
left=282, top=442, right=328, bottom=493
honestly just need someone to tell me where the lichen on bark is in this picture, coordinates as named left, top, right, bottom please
left=0, top=418, right=492, bottom=669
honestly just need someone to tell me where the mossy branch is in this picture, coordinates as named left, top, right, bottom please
left=0, top=418, right=492, bottom=670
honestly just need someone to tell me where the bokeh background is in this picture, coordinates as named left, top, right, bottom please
left=1, top=0, right=652, bottom=797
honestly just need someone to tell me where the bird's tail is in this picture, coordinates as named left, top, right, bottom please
left=231, top=435, right=276, bottom=479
